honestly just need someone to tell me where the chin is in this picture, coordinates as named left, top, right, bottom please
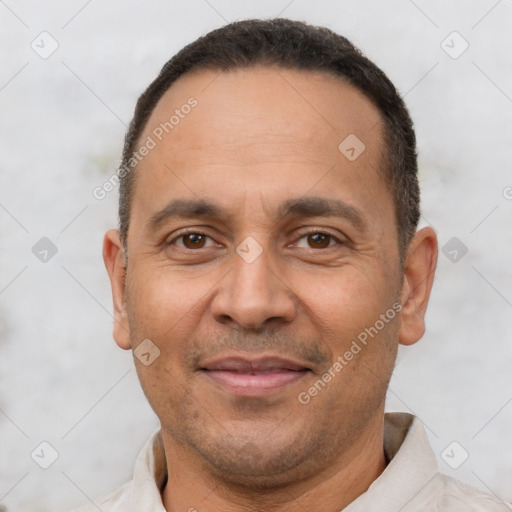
left=180, top=421, right=330, bottom=491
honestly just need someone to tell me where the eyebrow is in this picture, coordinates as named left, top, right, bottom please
left=279, top=197, right=366, bottom=230
left=147, top=196, right=366, bottom=232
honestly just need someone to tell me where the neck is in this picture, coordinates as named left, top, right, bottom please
left=161, top=414, right=387, bottom=512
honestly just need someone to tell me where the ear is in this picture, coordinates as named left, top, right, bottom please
left=103, top=229, right=131, bottom=350
left=399, top=226, right=438, bottom=346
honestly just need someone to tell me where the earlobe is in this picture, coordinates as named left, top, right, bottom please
left=398, top=227, right=438, bottom=346
left=102, top=229, right=132, bottom=350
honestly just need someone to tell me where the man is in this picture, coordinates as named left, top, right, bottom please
left=75, top=18, right=510, bottom=512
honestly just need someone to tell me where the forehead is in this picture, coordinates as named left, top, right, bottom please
left=140, top=66, right=384, bottom=167
left=130, top=66, right=393, bottom=237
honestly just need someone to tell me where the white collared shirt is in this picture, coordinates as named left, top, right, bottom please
left=71, top=412, right=511, bottom=512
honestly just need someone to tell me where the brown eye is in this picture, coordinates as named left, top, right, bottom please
left=182, top=233, right=207, bottom=249
left=307, top=233, right=332, bottom=249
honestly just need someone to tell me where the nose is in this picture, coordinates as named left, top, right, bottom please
left=210, top=242, right=296, bottom=330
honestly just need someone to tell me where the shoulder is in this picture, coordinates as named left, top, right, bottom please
left=68, top=428, right=166, bottom=511
left=68, top=481, right=131, bottom=512
left=428, top=473, right=512, bottom=511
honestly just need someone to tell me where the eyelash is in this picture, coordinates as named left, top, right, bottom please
left=168, top=229, right=344, bottom=250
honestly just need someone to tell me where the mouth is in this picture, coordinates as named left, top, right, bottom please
left=198, top=355, right=312, bottom=396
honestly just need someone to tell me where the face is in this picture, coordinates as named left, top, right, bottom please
left=104, top=66, right=437, bottom=487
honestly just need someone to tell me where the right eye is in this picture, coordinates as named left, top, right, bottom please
left=169, top=232, right=216, bottom=250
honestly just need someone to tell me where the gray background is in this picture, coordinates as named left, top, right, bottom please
left=1, top=0, right=511, bottom=510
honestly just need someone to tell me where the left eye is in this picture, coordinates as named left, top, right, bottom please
left=295, top=232, right=339, bottom=249
left=173, top=233, right=215, bottom=249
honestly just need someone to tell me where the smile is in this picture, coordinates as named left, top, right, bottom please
left=199, top=355, right=312, bottom=396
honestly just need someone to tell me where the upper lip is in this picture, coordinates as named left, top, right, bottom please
left=200, top=354, right=311, bottom=372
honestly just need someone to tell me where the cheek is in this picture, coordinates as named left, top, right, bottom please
left=294, top=266, right=388, bottom=342
left=125, top=266, right=206, bottom=345
left=295, top=266, right=400, bottom=406
left=125, top=268, right=206, bottom=417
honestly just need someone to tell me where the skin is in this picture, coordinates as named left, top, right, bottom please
left=103, top=66, right=438, bottom=512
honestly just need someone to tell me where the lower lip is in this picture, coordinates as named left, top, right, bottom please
left=200, top=369, right=309, bottom=396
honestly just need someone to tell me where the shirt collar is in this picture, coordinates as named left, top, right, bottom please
left=124, top=427, right=167, bottom=511
left=343, top=412, right=439, bottom=511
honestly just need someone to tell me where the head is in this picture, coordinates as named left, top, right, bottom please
left=104, top=18, right=437, bottom=490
